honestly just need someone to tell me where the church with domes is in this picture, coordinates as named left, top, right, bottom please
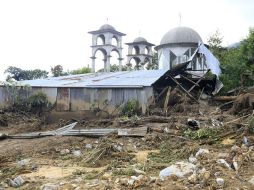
left=88, top=24, right=211, bottom=77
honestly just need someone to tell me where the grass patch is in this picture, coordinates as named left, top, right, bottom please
left=184, top=128, right=219, bottom=140
left=148, top=141, right=197, bottom=164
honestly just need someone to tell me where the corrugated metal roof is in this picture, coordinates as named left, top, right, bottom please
left=16, top=70, right=167, bottom=88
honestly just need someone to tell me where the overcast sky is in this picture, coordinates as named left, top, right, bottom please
left=0, top=0, right=253, bottom=80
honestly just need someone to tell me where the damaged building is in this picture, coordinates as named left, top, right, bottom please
left=0, top=25, right=222, bottom=116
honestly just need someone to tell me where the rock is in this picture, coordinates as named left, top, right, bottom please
left=216, top=178, right=224, bottom=186
left=8, top=176, right=25, bottom=187
left=159, top=161, right=196, bottom=179
left=127, top=178, right=135, bottom=186
left=41, top=183, right=60, bottom=190
left=217, top=159, right=231, bottom=169
left=113, top=145, right=123, bottom=152
left=60, top=149, right=70, bottom=155
left=243, top=136, right=248, bottom=146
left=188, top=154, right=198, bottom=164
left=72, top=150, right=81, bottom=157
left=85, top=144, right=92, bottom=149
left=17, top=158, right=31, bottom=167
left=195, top=148, right=209, bottom=158
left=248, top=176, right=254, bottom=185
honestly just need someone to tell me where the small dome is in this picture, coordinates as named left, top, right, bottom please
left=134, top=37, right=147, bottom=43
left=160, top=26, right=202, bottom=45
left=99, top=24, right=115, bottom=30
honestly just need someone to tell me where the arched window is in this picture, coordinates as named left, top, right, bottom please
left=97, top=34, right=105, bottom=45
left=132, top=46, right=140, bottom=55
left=111, top=36, right=118, bottom=46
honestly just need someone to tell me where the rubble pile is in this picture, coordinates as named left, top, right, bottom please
left=1, top=95, right=254, bottom=189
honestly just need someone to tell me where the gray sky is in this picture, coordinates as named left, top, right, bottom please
left=0, top=0, right=253, bottom=80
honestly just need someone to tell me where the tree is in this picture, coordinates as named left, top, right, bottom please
left=51, top=65, right=65, bottom=77
left=5, top=66, right=48, bottom=81
left=146, top=51, right=158, bottom=70
left=207, top=29, right=225, bottom=61
left=97, top=64, right=128, bottom=72
left=218, top=27, right=254, bottom=94
left=69, top=66, right=92, bottom=75
left=240, top=27, right=254, bottom=66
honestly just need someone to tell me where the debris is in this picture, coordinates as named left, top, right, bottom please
left=216, top=177, right=225, bottom=186
left=85, top=144, right=93, bottom=149
left=60, top=149, right=70, bottom=155
left=133, top=169, right=146, bottom=175
left=217, top=159, right=231, bottom=169
left=17, top=158, right=31, bottom=167
left=188, top=154, right=198, bottom=164
left=187, top=118, right=200, bottom=130
left=159, top=161, right=196, bottom=179
left=117, top=126, right=148, bottom=137
left=41, top=183, right=60, bottom=190
left=248, top=176, right=254, bottom=185
left=72, top=150, right=81, bottom=157
left=8, top=176, right=25, bottom=188
left=195, top=148, right=209, bottom=158
left=243, top=136, right=248, bottom=146
left=0, top=133, right=7, bottom=140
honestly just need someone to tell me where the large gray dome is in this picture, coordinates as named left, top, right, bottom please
left=134, top=37, right=147, bottom=43
left=160, top=26, right=202, bottom=45
left=99, top=24, right=115, bottom=30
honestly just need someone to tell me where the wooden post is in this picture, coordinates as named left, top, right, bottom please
left=164, top=87, right=171, bottom=112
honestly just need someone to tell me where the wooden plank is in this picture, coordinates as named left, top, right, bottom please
left=164, top=87, right=171, bottom=112
left=169, top=76, right=199, bottom=104
left=118, top=126, right=147, bottom=137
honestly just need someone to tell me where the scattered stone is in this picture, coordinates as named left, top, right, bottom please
left=17, top=158, right=31, bottom=167
left=159, top=161, right=196, bottom=179
left=248, top=176, right=254, bottom=185
left=188, top=154, right=198, bottom=164
left=41, top=183, right=60, bottom=190
left=72, top=150, right=81, bottom=157
left=195, top=148, right=209, bottom=158
left=85, top=144, right=92, bottom=149
left=217, top=159, right=231, bottom=169
left=60, top=149, right=70, bottom=155
left=8, top=176, right=25, bottom=188
left=216, top=178, right=224, bottom=186
left=113, top=145, right=123, bottom=152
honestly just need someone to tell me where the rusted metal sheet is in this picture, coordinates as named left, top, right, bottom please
left=56, top=88, right=70, bottom=111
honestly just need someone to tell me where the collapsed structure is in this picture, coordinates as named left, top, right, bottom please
left=0, top=24, right=222, bottom=115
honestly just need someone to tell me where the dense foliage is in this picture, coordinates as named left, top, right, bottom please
left=208, top=28, right=254, bottom=94
left=5, top=66, right=48, bottom=81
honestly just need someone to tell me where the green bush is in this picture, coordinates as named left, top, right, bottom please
left=184, top=128, right=219, bottom=140
left=121, top=99, right=139, bottom=117
left=28, top=92, right=51, bottom=115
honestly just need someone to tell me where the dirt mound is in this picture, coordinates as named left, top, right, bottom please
left=230, top=93, right=254, bottom=114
